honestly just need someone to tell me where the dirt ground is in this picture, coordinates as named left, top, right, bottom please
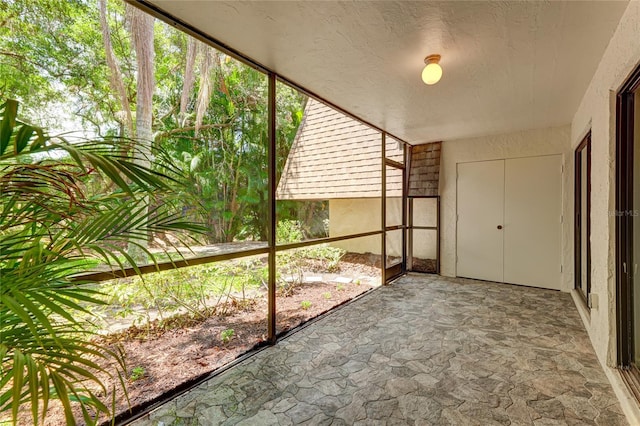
left=411, top=257, right=437, bottom=273
left=37, top=253, right=381, bottom=425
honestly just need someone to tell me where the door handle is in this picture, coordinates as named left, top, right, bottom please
left=497, top=225, right=503, bottom=230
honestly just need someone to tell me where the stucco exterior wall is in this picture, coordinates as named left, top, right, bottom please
left=329, top=198, right=437, bottom=259
left=329, top=198, right=382, bottom=255
left=439, top=126, right=573, bottom=290
left=569, top=2, right=640, bottom=422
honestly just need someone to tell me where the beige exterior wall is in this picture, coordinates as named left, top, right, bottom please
left=440, top=125, right=573, bottom=288
left=328, top=198, right=437, bottom=259
left=411, top=198, right=439, bottom=262
left=569, top=2, right=640, bottom=423
left=329, top=198, right=382, bottom=255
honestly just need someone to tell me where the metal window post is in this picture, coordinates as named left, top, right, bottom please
left=381, top=133, right=386, bottom=284
left=267, top=72, right=277, bottom=344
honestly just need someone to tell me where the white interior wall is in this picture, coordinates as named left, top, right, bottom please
left=569, top=1, right=640, bottom=423
left=439, top=126, right=572, bottom=291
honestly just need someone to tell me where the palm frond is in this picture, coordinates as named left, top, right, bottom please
left=0, top=98, right=206, bottom=424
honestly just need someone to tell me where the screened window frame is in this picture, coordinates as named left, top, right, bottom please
left=75, top=1, right=412, bottom=344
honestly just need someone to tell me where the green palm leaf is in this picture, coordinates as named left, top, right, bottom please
left=0, top=99, right=205, bottom=424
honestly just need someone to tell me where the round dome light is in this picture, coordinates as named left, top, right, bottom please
left=421, top=54, right=442, bottom=85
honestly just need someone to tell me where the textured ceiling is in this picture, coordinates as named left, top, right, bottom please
left=147, top=0, right=628, bottom=144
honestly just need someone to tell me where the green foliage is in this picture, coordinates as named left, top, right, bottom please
left=322, top=292, right=332, bottom=300
left=276, top=202, right=330, bottom=242
left=336, top=284, right=345, bottom=291
left=220, top=329, right=234, bottom=344
left=300, top=300, right=312, bottom=310
left=129, top=367, right=146, bottom=382
left=0, top=1, right=327, bottom=420
left=276, top=242, right=345, bottom=296
left=0, top=99, right=205, bottom=424
left=303, top=245, right=345, bottom=272
left=157, top=58, right=272, bottom=243
left=98, top=258, right=264, bottom=325
left=2, top=0, right=310, bottom=244
left=0, top=0, right=121, bottom=132
left=276, top=220, right=304, bottom=243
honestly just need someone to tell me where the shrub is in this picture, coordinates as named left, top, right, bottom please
left=276, top=219, right=304, bottom=243
left=220, top=328, right=235, bottom=344
left=130, top=366, right=146, bottom=381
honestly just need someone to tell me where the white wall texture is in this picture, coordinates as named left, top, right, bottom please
left=439, top=126, right=572, bottom=290
left=569, top=2, right=640, bottom=422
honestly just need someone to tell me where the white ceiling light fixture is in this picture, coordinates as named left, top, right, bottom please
left=421, top=54, right=442, bottom=85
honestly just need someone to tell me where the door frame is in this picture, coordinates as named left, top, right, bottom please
left=382, top=137, right=407, bottom=283
left=575, top=131, right=592, bottom=306
left=616, top=64, right=640, bottom=372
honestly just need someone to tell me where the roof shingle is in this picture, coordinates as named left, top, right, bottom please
left=277, top=99, right=402, bottom=200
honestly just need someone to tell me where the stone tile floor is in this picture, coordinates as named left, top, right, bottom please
left=132, top=274, right=627, bottom=425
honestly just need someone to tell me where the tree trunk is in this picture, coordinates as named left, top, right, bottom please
left=215, top=52, right=230, bottom=99
left=128, top=5, right=155, bottom=263
left=195, top=43, right=213, bottom=135
left=98, top=0, right=133, bottom=137
left=179, top=37, right=197, bottom=117
left=130, top=6, right=155, bottom=146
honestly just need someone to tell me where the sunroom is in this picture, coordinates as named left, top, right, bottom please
left=2, top=0, right=640, bottom=424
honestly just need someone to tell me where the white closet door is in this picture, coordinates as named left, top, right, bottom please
left=456, top=160, right=504, bottom=282
left=503, top=155, right=562, bottom=289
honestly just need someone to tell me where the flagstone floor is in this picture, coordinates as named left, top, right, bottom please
left=131, top=274, right=627, bottom=425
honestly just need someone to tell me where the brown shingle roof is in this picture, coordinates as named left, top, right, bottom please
left=276, top=99, right=402, bottom=200
left=408, top=142, right=441, bottom=197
